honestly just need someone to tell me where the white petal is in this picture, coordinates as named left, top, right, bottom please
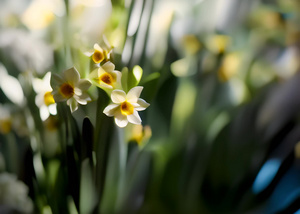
left=75, top=93, right=91, bottom=105
left=79, top=93, right=91, bottom=101
left=77, top=79, right=92, bottom=91
left=94, top=43, right=103, bottom=52
left=35, top=93, right=44, bottom=107
left=33, top=72, right=52, bottom=92
left=114, top=114, right=128, bottom=128
left=64, top=67, right=80, bottom=84
left=50, top=73, right=64, bottom=88
left=111, top=90, right=126, bottom=103
left=127, top=110, right=141, bottom=125
left=113, top=70, right=122, bottom=86
left=102, top=61, right=115, bottom=72
left=84, top=51, right=94, bottom=57
left=74, top=88, right=82, bottom=96
left=32, top=78, right=45, bottom=93
left=75, top=97, right=87, bottom=105
left=89, top=67, right=100, bottom=80
left=97, top=66, right=106, bottom=76
left=42, top=72, right=52, bottom=88
left=0, top=74, right=24, bottom=106
left=67, top=98, right=78, bottom=112
left=48, top=104, right=57, bottom=115
left=99, top=82, right=113, bottom=89
left=135, top=98, right=150, bottom=111
left=103, top=104, right=119, bottom=116
left=40, top=105, right=50, bottom=121
left=127, top=86, right=143, bottom=103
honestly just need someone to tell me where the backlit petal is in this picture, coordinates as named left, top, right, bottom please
left=76, top=93, right=91, bottom=104
left=115, top=114, right=128, bottom=128
left=50, top=73, right=64, bottom=88
left=77, top=79, right=92, bottom=91
left=84, top=51, right=94, bottom=57
left=99, top=82, right=113, bottom=89
left=135, top=98, right=150, bottom=111
left=113, top=70, right=122, bottom=84
left=111, top=90, right=126, bottom=103
left=64, top=67, right=80, bottom=84
left=94, top=43, right=103, bottom=52
left=127, top=110, right=141, bottom=125
left=103, top=104, right=119, bottom=116
left=127, top=86, right=143, bottom=103
left=102, top=61, right=115, bottom=72
left=67, top=98, right=78, bottom=112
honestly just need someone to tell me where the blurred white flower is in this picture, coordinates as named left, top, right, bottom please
left=0, top=173, right=33, bottom=214
left=103, top=86, right=150, bottom=128
left=21, top=0, right=65, bottom=30
left=51, top=67, right=92, bottom=112
left=70, top=0, right=112, bottom=44
left=0, top=63, right=24, bottom=106
left=89, top=61, right=122, bottom=93
left=0, top=29, right=54, bottom=74
left=33, top=72, right=57, bottom=121
left=0, top=0, right=28, bottom=27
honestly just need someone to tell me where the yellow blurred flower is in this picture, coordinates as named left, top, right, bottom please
left=0, top=105, right=12, bottom=134
left=21, top=0, right=65, bottom=30
left=128, top=124, right=152, bottom=146
left=218, top=53, right=241, bottom=82
left=207, top=34, right=230, bottom=54
left=181, top=34, right=201, bottom=56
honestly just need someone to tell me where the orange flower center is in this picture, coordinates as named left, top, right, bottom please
left=120, top=101, right=134, bottom=116
left=92, top=50, right=104, bottom=64
left=59, top=83, right=74, bottom=98
left=44, top=91, right=55, bottom=106
left=99, top=73, right=114, bottom=86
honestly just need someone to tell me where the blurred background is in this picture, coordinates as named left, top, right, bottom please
left=1, top=0, right=300, bottom=213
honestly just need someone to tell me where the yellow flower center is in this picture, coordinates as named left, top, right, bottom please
left=59, top=83, right=74, bottom=98
left=99, top=73, right=115, bottom=86
left=92, top=50, right=104, bottom=64
left=0, top=119, right=12, bottom=134
left=120, top=101, right=134, bottom=116
left=44, top=91, right=55, bottom=106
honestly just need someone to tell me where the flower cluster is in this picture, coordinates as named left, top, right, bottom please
left=49, top=42, right=149, bottom=128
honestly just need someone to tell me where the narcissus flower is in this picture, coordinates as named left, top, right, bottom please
left=85, top=42, right=112, bottom=64
left=103, top=86, right=150, bottom=128
left=89, top=61, right=122, bottom=93
left=50, top=67, right=92, bottom=112
left=32, top=72, right=57, bottom=121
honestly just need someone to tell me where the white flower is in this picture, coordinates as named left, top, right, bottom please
left=103, top=86, right=150, bottom=128
left=0, top=173, right=33, bottom=213
left=50, top=67, right=92, bottom=112
left=89, top=61, right=122, bottom=92
left=85, top=41, right=112, bottom=64
left=0, top=29, right=53, bottom=74
left=32, top=72, right=57, bottom=121
left=0, top=63, right=24, bottom=106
